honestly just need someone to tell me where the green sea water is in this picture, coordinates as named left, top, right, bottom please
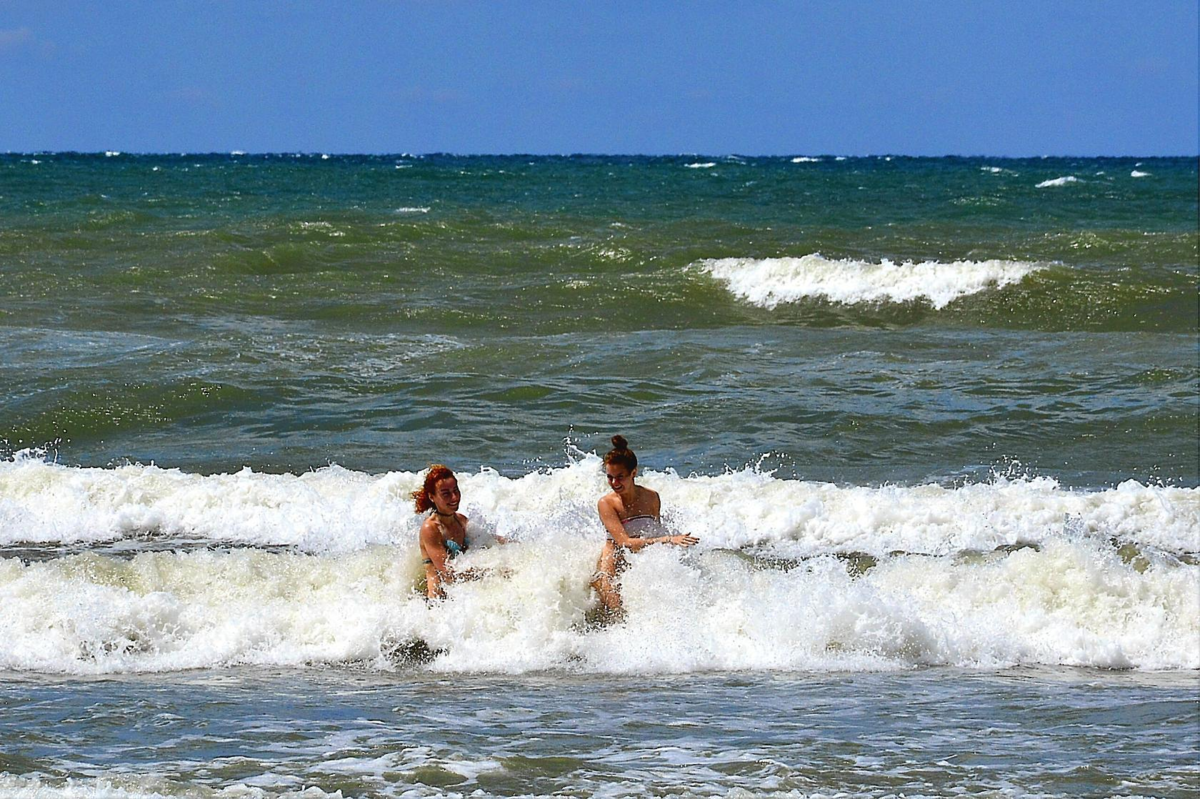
left=1, top=153, right=1198, bottom=799
left=1, top=153, right=1196, bottom=484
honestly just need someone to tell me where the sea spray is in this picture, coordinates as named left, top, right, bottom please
left=2, top=454, right=1195, bottom=555
left=1, top=532, right=1194, bottom=674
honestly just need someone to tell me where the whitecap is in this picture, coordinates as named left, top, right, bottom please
left=791, top=156, right=821, bottom=163
left=698, top=253, right=1044, bottom=310
left=394, top=206, right=430, bottom=214
left=686, top=162, right=716, bottom=169
left=1036, top=176, right=1078, bottom=187
left=104, top=151, right=121, bottom=157
left=1131, top=170, right=1150, bottom=178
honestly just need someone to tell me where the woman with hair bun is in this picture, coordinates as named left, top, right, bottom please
left=590, top=435, right=698, bottom=619
left=412, top=464, right=472, bottom=599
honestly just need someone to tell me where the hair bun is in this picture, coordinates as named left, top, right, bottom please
left=611, top=434, right=629, bottom=450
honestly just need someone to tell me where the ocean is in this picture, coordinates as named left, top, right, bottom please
left=0, top=152, right=1197, bottom=797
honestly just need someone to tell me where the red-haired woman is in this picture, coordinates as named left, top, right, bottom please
left=412, top=464, right=472, bottom=599
left=590, top=436, right=698, bottom=618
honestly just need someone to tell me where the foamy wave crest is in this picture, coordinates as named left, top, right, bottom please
left=1036, top=176, right=1078, bottom=187
left=1131, top=170, right=1150, bottom=178
left=3, top=454, right=1196, bottom=555
left=686, top=162, right=716, bottom=169
left=0, top=528, right=1194, bottom=674
left=699, top=254, right=1044, bottom=309
left=1, top=454, right=1197, bottom=673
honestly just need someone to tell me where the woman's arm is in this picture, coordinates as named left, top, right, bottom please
left=598, top=497, right=697, bottom=550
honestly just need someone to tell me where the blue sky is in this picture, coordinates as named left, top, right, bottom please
left=1, top=1, right=1195, bottom=155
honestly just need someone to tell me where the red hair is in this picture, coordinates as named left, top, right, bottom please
left=412, top=464, right=456, bottom=513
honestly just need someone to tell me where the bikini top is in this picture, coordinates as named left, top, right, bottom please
left=615, top=514, right=662, bottom=540
left=423, top=516, right=468, bottom=565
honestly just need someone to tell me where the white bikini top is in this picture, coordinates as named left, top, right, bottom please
left=615, top=514, right=663, bottom=540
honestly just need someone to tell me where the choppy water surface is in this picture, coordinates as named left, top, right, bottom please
left=0, top=154, right=1195, bottom=483
left=1, top=154, right=1197, bottom=797
left=2, top=669, right=1197, bottom=799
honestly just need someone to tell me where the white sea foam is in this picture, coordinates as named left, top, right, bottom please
left=1036, top=176, right=1078, bottom=187
left=104, top=151, right=121, bottom=157
left=698, top=254, right=1043, bottom=309
left=0, top=504, right=1193, bottom=675
left=1131, top=170, right=1150, bottom=178
left=791, top=157, right=821, bottom=163
left=982, top=166, right=1004, bottom=173
left=0, top=774, right=343, bottom=798
left=2, top=454, right=1194, bottom=555
left=0, top=455, right=1196, bottom=674
left=394, top=206, right=430, bottom=214
left=686, top=162, right=716, bottom=169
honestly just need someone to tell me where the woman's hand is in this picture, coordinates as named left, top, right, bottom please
left=666, top=534, right=698, bottom=547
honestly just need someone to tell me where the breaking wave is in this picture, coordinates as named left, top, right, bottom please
left=699, top=254, right=1044, bottom=310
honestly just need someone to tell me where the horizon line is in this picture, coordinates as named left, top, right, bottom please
left=3, top=150, right=1197, bottom=160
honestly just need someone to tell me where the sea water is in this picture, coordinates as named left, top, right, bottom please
left=0, top=153, right=1197, bottom=797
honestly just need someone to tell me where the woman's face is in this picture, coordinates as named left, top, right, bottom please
left=605, top=464, right=636, bottom=493
left=431, top=476, right=461, bottom=515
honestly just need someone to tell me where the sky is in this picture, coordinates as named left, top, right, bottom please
left=1, top=1, right=1196, bottom=156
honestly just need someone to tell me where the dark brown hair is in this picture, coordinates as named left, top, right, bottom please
left=412, top=464, right=456, bottom=513
left=603, top=435, right=637, bottom=471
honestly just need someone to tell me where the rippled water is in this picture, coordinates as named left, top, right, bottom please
left=2, top=669, right=1197, bottom=798
left=1, top=154, right=1195, bottom=484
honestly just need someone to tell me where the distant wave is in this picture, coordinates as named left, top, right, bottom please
left=686, top=162, right=716, bottom=169
left=1131, top=170, right=1150, bottom=178
left=791, top=157, right=821, bottom=163
left=1036, top=176, right=1079, bottom=187
left=0, top=456, right=1195, bottom=674
left=699, top=254, right=1044, bottom=310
